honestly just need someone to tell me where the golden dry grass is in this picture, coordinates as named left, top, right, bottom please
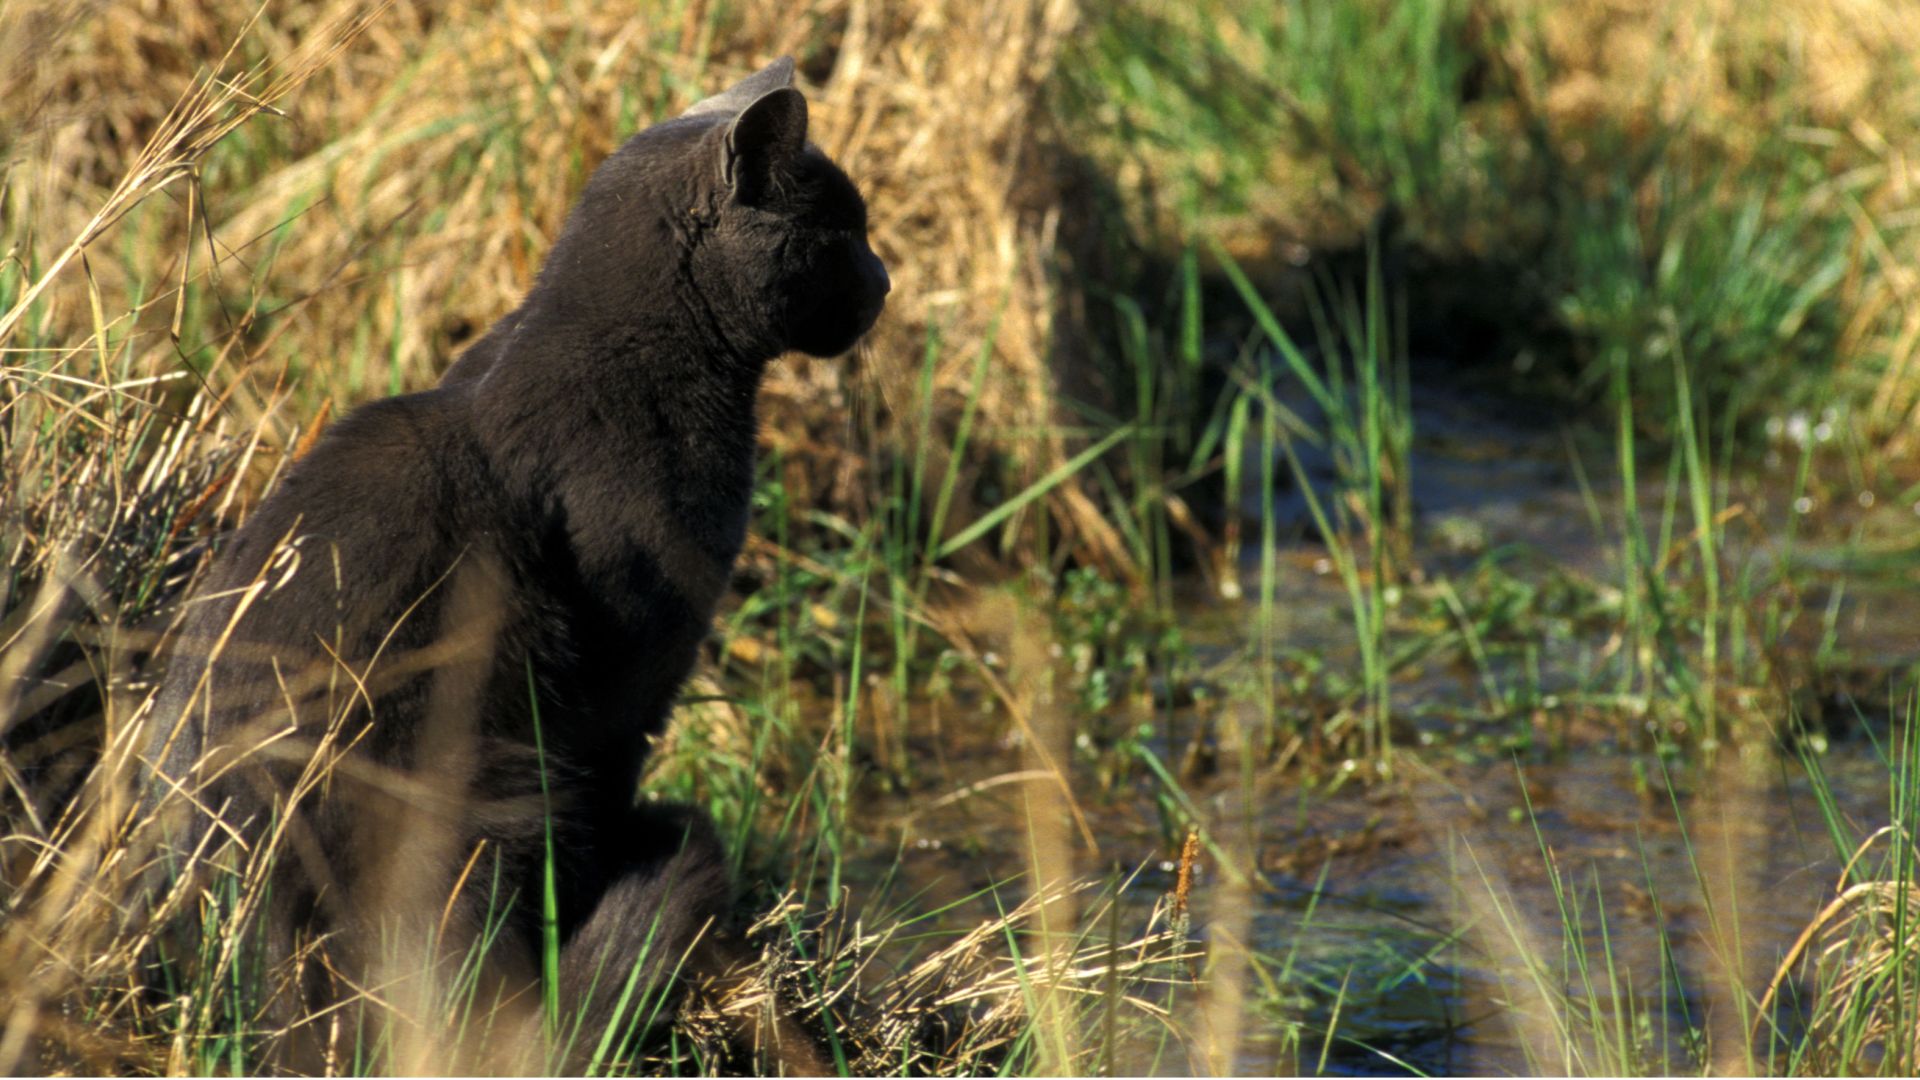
left=1759, top=822, right=1920, bottom=1075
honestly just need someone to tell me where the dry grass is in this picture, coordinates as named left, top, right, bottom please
left=0, top=657, right=1200, bottom=1075
left=670, top=884, right=1198, bottom=1076
left=1760, top=824, right=1920, bottom=1076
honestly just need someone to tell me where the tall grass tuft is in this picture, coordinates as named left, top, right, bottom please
left=1062, top=0, right=1918, bottom=443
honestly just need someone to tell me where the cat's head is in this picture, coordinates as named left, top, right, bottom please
left=551, top=58, right=889, bottom=361
left=690, top=59, right=889, bottom=358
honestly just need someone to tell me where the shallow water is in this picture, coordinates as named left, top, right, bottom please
left=850, top=380, right=1913, bottom=1075
left=858, top=734, right=1892, bottom=1075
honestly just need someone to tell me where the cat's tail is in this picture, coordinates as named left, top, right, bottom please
left=551, top=803, right=827, bottom=1076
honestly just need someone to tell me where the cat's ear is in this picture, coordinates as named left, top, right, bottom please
left=722, top=88, right=808, bottom=204
left=682, top=56, right=796, bottom=119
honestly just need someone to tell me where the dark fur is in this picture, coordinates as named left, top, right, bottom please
left=144, top=58, right=886, bottom=1068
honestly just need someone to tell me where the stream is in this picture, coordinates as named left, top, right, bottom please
left=846, top=378, right=1913, bottom=1075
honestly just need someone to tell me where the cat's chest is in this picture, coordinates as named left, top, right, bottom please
left=526, top=450, right=751, bottom=622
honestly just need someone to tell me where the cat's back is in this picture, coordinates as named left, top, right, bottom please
left=147, top=384, right=502, bottom=787
left=211, top=387, right=488, bottom=598
left=158, top=387, right=504, bottom=707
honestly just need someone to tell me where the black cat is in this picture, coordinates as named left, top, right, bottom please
left=144, top=57, right=886, bottom=1069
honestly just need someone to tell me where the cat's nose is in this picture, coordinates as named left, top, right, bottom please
left=867, top=251, right=891, bottom=296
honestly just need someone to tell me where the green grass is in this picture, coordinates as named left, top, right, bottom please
left=1063, top=0, right=1878, bottom=441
